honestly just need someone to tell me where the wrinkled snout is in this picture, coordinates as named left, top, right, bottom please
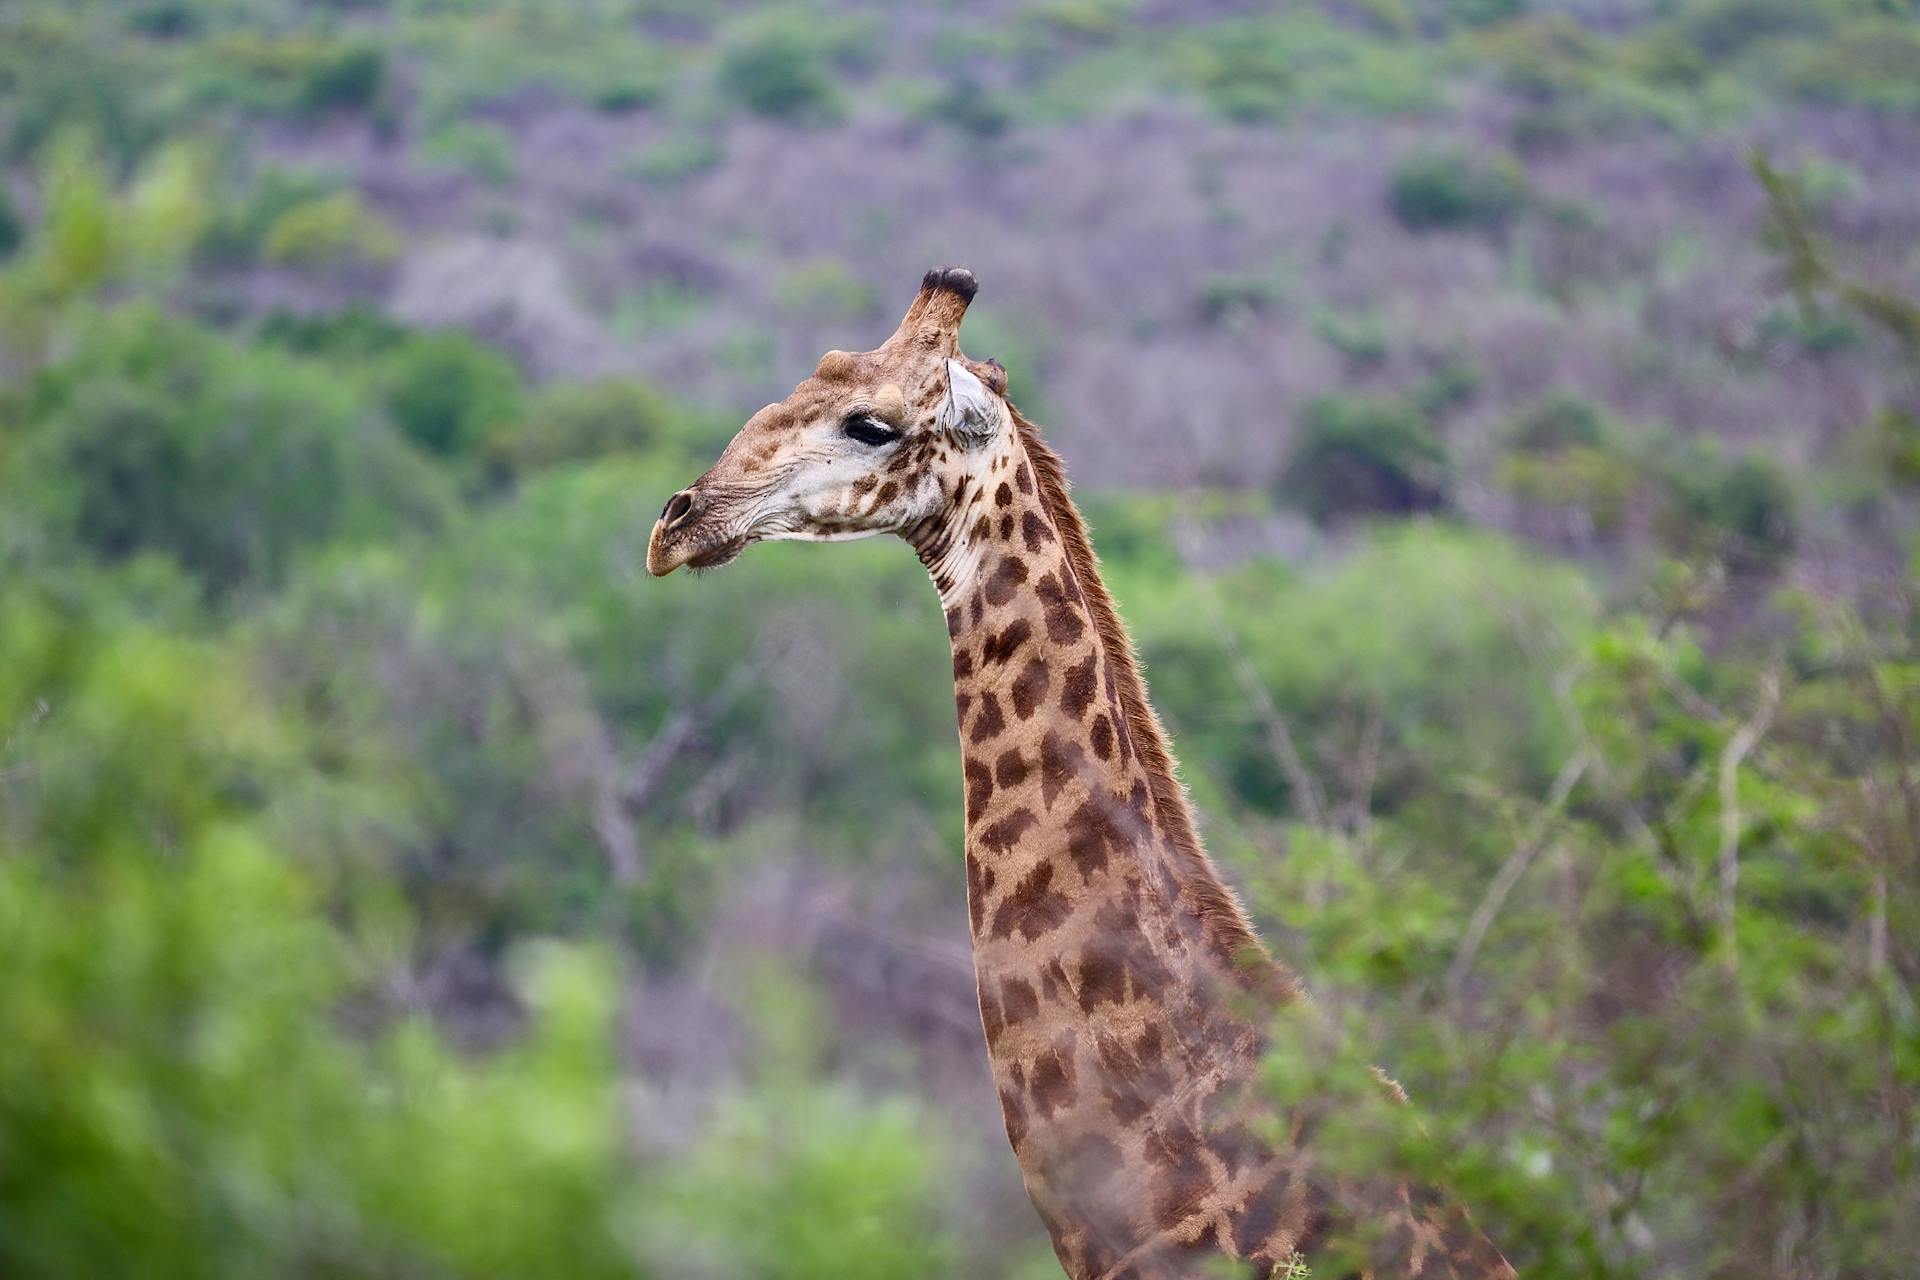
left=646, top=487, right=704, bottom=576
left=648, top=484, right=756, bottom=576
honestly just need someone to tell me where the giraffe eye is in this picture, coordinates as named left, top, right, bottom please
left=843, top=414, right=900, bottom=448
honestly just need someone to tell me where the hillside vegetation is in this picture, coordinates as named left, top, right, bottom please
left=1, top=1, right=1918, bottom=1277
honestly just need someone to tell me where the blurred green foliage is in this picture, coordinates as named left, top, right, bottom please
left=0, top=2, right=1917, bottom=1278
left=382, top=330, right=526, bottom=459
left=715, top=10, right=873, bottom=124
left=1388, top=147, right=1529, bottom=234
left=1277, top=394, right=1450, bottom=522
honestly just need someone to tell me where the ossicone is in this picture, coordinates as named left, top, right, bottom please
left=920, top=266, right=978, bottom=304
left=889, top=266, right=978, bottom=352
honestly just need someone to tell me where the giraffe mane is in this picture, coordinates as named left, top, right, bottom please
left=1010, top=406, right=1299, bottom=1004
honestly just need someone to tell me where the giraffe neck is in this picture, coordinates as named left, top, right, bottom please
left=907, top=423, right=1304, bottom=1275
left=905, top=418, right=1514, bottom=1280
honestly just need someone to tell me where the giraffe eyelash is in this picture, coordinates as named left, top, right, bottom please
left=842, top=413, right=900, bottom=448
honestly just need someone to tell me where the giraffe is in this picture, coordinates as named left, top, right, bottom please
left=647, top=268, right=1517, bottom=1280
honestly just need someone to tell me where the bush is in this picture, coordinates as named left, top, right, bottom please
left=1172, top=22, right=1297, bottom=121
left=921, top=76, right=1016, bottom=140
left=420, top=122, right=517, bottom=187
left=1754, top=302, right=1862, bottom=358
left=260, top=191, right=398, bottom=268
left=774, top=258, right=875, bottom=319
left=1474, top=15, right=1605, bottom=105
left=716, top=24, right=843, bottom=123
left=1507, top=391, right=1609, bottom=453
left=1410, top=352, right=1483, bottom=418
left=1450, top=0, right=1528, bottom=28
left=1783, top=18, right=1920, bottom=114
left=1388, top=147, right=1528, bottom=233
left=1196, top=275, right=1282, bottom=328
left=1127, top=524, right=1593, bottom=820
left=1498, top=395, right=1635, bottom=536
left=491, top=378, right=679, bottom=478
left=9, top=309, right=448, bottom=597
left=1670, top=0, right=1832, bottom=61
left=188, top=33, right=387, bottom=121
left=0, top=17, right=158, bottom=168
left=384, top=331, right=526, bottom=458
left=256, top=303, right=409, bottom=361
left=1277, top=395, right=1449, bottom=523
left=1312, top=308, right=1391, bottom=368
left=409, top=17, right=669, bottom=125
left=197, top=168, right=337, bottom=268
left=0, top=185, right=21, bottom=261
left=297, top=41, right=385, bottom=115
left=1658, top=444, right=1798, bottom=571
left=620, top=136, right=726, bottom=188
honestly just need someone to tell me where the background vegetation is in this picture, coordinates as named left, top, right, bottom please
left=1, top=1, right=1917, bottom=1277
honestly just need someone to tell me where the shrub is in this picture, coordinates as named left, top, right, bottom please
left=1388, top=147, right=1528, bottom=233
left=255, top=304, right=409, bottom=361
left=1451, top=0, right=1528, bottom=28
left=1507, top=391, right=1609, bottom=453
left=198, top=168, right=338, bottom=268
left=716, top=24, right=842, bottom=123
left=190, top=33, right=387, bottom=121
left=1670, top=0, right=1832, bottom=61
left=409, top=20, right=669, bottom=125
left=1783, top=19, right=1920, bottom=114
left=1277, top=395, right=1449, bottom=523
left=491, top=378, right=678, bottom=479
left=0, top=18, right=158, bottom=169
left=384, top=331, right=526, bottom=458
left=11, top=308, right=447, bottom=597
left=260, top=191, right=398, bottom=268
left=1196, top=275, right=1281, bottom=328
left=1172, top=22, right=1296, bottom=121
left=123, top=2, right=203, bottom=39
left=1701, top=453, right=1798, bottom=570
left=1658, top=444, right=1798, bottom=571
left=1130, top=524, right=1592, bottom=820
left=620, top=136, right=726, bottom=188
left=774, top=258, right=876, bottom=319
left=0, top=185, right=21, bottom=262
left=1754, top=303, right=1862, bottom=358
left=297, top=41, right=385, bottom=115
left=420, top=122, right=517, bottom=187
left=922, top=77, right=1016, bottom=140
left=1500, top=448, right=1639, bottom=537
left=1411, top=352, right=1483, bottom=417
left=1872, top=407, right=1920, bottom=487
left=1620, top=28, right=1711, bottom=89
left=1475, top=15, right=1605, bottom=104
left=1311, top=308, right=1391, bottom=368
left=1026, top=0, right=1138, bottom=43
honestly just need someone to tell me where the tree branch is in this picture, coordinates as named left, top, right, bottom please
left=1717, top=665, right=1782, bottom=972
left=1449, top=745, right=1591, bottom=998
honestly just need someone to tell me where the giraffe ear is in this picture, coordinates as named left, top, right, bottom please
left=941, top=358, right=1001, bottom=447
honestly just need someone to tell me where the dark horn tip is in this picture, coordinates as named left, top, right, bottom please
left=921, top=266, right=978, bottom=303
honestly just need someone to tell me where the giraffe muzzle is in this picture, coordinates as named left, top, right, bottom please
left=647, top=487, right=753, bottom=576
left=645, top=488, right=699, bottom=576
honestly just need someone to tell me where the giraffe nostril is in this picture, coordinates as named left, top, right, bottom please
left=660, top=489, right=699, bottom=531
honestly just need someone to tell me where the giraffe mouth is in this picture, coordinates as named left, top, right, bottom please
left=685, top=535, right=750, bottom=571
left=648, top=515, right=753, bottom=576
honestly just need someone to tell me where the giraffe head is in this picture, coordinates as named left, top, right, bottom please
left=646, top=267, right=1011, bottom=578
